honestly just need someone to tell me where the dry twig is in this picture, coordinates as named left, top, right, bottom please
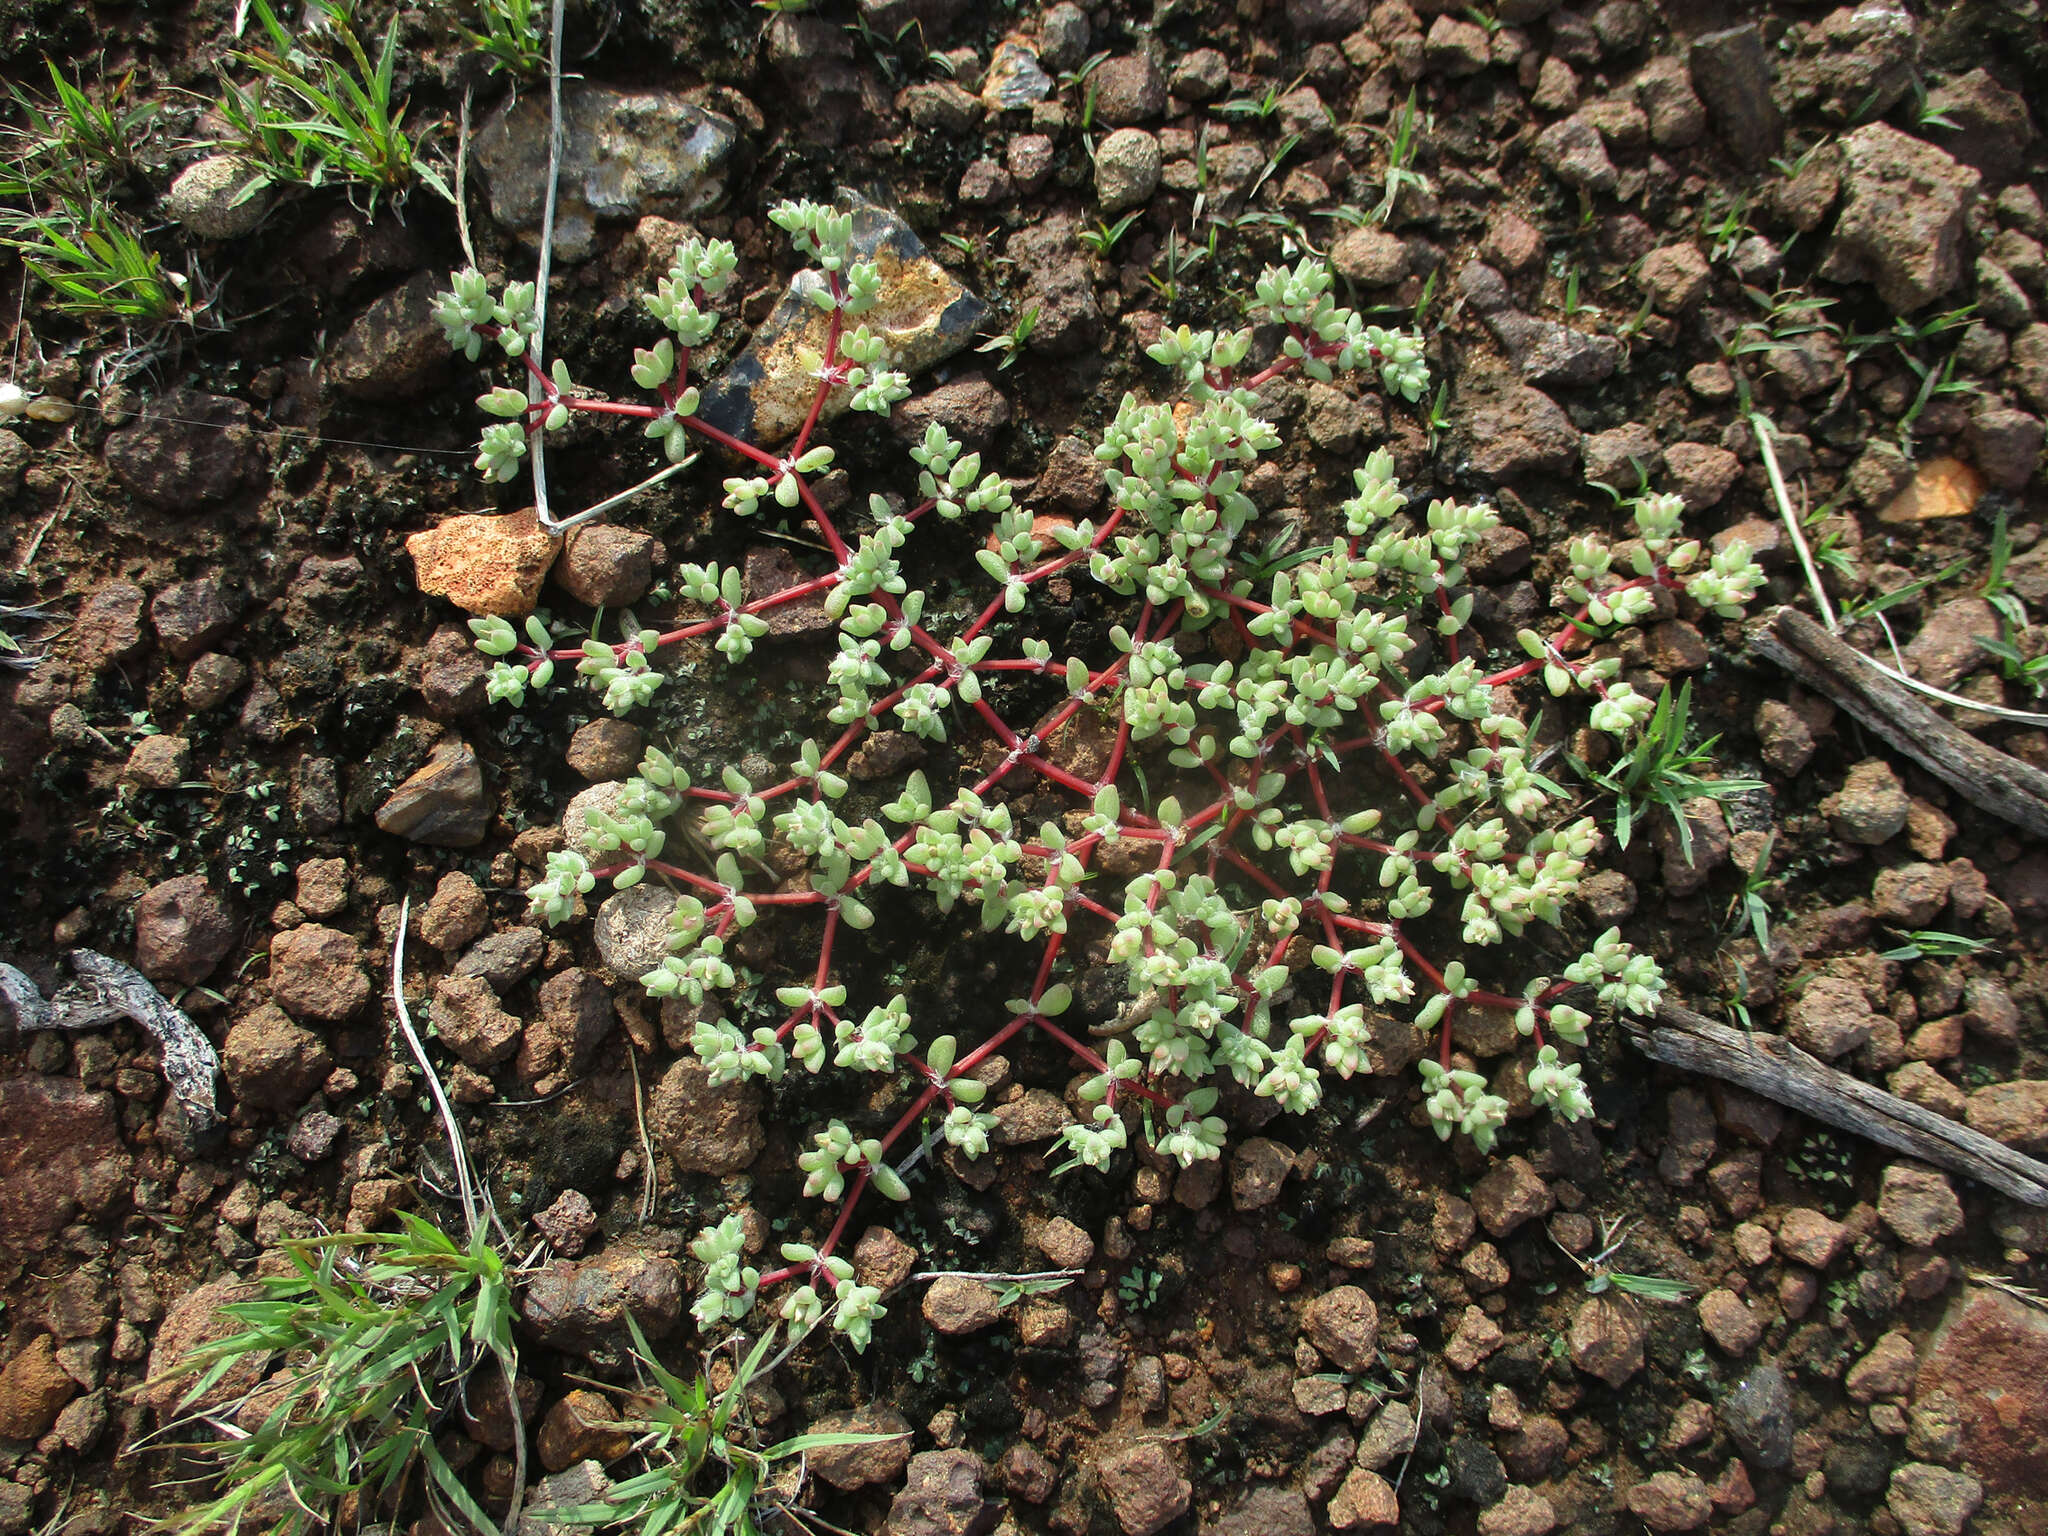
left=1629, top=1002, right=2048, bottom=1206
left=1749, top=605, right=2048, bottom=838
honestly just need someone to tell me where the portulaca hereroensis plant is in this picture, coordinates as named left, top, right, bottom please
left=434, top=201, right=1766, bottom=1348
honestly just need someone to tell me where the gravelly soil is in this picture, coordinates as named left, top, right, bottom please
left=2, top=3, right=2047, bottom=1535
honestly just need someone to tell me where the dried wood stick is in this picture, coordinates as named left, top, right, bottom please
left=1628, top=1003, right=2048, bottom=1206
left=1748, top=604, right=2048, bottom=838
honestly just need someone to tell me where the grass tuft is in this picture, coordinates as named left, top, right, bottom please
left=151, top=1213, right=518, bottom=1536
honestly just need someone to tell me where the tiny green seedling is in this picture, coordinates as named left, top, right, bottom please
left=0, top=604, right=51, bottom=670
left=1907, top=71, right=1960, bottom=133
left=1571, top=681, right=1763, bottom=862
left=1078, top=211, right=1141, bottom=259
left=536, top=1316, right=900, bottom=1536
left=1117, top=1267, right=1165, bottom=1312
left=974, top=304, right=1039, bottom=370
left=1368, top=89, right=1430, bottom=224
left=1879, top=930, right=1996, bottom=963
left=1144, top=225, right=1207, bottom=308
left=1727, top=828, right=1776, bottom=951
left=1839, top=557, right=1970, bottom=623
left=1983, top=510, right=2024, bottom=626
left=1556, top=1217, right=1691, bottom=1303
left=1424, top=377, right=1451, bottom=450
left=1556, top=265, right=1600, bottom=320
left=1216, top=73, right=1303, bottom=122
left=1974, top=630, right=2048, bottom=698
left=1701, top=194, right=1752, bottom=265
left=466, top=0, right=546, bottom=76
left=991, top=1272, right=1078, bottom=1308
left=1056, top=50, right=1110, bottom=93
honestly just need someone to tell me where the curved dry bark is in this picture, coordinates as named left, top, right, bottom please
left=0, top=950, right=220, bottom=1132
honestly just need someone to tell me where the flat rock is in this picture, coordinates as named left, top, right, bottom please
left=1823, top=123, right=1980, bottom=315
left=556, top=524, right=662, bottom=608
left=70, top=580, right=148, bottom=673
left=1486, top=312, right=1623, bottom=388
left=536, top=1389, right=631, bottom=1472
left=1846, top=1329, right=1917, bottom=1402
left=924, top=1275, right=1002, bottom=1335
left=475, top=83, right=737, bottom=262
left=1783, top=0, right=1919, bottom=122
left=268, top=923, right=371, bottom=1021
left=1331, top=225, right=1409, bottom=287
left=808, top=1405, right=913, bottom=1489
left=1471, top=1156, right=1553, bottom=1236
left=0, top=1335, right=77, bottom=1441
left=430, top=973, right=524, bottom=1067
left=1005, top=209, right=1100, bottom=356
left=104, top=389, right=261, bottom=508
left=133, top=874, right=236, bottom=986
left=164, top=154, right=271, bottom=239
left=1688, top=25, right=1781, bottom=166
left=982, top=39, right=1053, bottom=112
left=1095, top=1442, right=1190, bottom=1536
left=142, top=1275, right=264, bottom=1417
left=1200, top=1484, right=1315, bottom=1536
left=1916, top=1285, right=2048, bottom=1495
left=886, top=1449, right=997, bottom=1536
left=222, top=1004, right=333, bottom=1112
left=1777, top=1206, right=1849, bottom=1267
left=1570, top=1293, right=1646, bottom=1386
left=1901, top=596, right=1997, bottom=689
left=1094, top=127, right=1161, bottom=214
left=1328, top=1467, right=1399, bottom=1530
left=1626, top=1470, right=1711, bottom=1534
left=521, top=1245, right=684, bottom=1366
left=328, top=272, right=451, bottom=399
left=376, top=739, right=490, bottom=847
left=562, top=719, right=639, bottom=786
left=1925, top=67, right=2034, bottom=183
left=593, top=884, right=676, bottom=981
left=454, top=926, right=545, bottom=992
left=519, top=967, right=614, bottom=1084
left=0, top=1079, right=131, bottom=1243
left=1962, top=1078, right=2048, bottom=1152
left=1453, top=384, right=1580, bottom=480
left=1231, top=1137, right=1294, bottom=1211
left=697, top=198, right=985, bottom=448
left=1532, top=114, right=1616, bottom=193
left=417, top=871, right=489, bottom=952
left=1887, top=1463, right=1982, bottom=1536
left=151, top=577, right=242, bottom=660
left=407, top=508, right=560, bottom=618
left=650, top=1058, right=764, bottom=1175
left=1823, top=757, right=1909, bottom=845
left=744, top=544, right=835, bottom=638
left=1719, top=1362, right=1793, bottom=1468
left=1878, top=458, right=1982, bottom=525
left=1302, top=1285, right=1378, bottom=1372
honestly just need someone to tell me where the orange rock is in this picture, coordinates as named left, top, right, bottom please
left=407, top=507, right=560, bottom=615
left=1877, top=457, right=1982, bottom=524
